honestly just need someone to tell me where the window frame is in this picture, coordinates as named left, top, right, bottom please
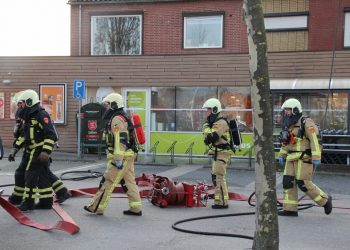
left=264, top=12, right=309, bottom=32
left=183, top=11, right=225, bottom=49
left=90, top=13, right=143, bottom=56
left=344, top=9, right=350, bottom=48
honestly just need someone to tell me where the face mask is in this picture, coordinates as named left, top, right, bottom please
left=207, top=112, right=219, bottom=124
left=281, top=112, right=302, bottom=129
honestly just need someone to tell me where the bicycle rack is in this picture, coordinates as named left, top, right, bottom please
left=185, top=142, right=195, bottom=164
left=150, top=141, right=159, bottom=163
left=167, top=141, right=177, bottom=163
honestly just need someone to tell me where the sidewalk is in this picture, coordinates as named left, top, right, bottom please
left=52, top=149, right=349, bottom=175
left=2, top=146, right=348, bottom=175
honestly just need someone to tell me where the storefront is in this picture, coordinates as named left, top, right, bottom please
left=83, top=79, right=349, bottom=161
left=84, top=85, right=254, bottom=158
left=271, top=78, right=350, bottom=165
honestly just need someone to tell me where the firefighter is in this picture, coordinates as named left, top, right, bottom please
left=12, top=89, right=57, bottom=211
left=84, top=92, right=142, bottom=216
left=7, top=92, right=71, bottom=206
left=277, top=98, right=332, bottom=216
left=202, top=98, right=231, bottom=209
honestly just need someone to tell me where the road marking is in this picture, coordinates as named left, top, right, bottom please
left=156, top=164, right=203, bottom=179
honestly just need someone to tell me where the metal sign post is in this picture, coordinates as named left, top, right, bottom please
left=73, top=80, right=85, bottom=159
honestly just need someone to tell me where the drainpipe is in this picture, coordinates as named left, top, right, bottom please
left=79, top=4, right=82, bottom=56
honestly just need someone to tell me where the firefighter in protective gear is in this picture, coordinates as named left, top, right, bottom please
left=84, top=92, right=142, bottom=216
left=8, top=92, right=71, bottom=206
left=13, top=89, right=58, bottom=211
left=202, top=98, right=231, bottom=209
left=278, top=98, right=332, bottom=216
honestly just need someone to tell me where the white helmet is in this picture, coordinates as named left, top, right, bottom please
left=17, top=89, right=40, bottom=107
left=202, top=98, right=222, bottom=114
left=281, top=98, right=302, bottom=114
left=12, top=91, right=24, bottom=104
left=102, top=93, right=124, bottom=110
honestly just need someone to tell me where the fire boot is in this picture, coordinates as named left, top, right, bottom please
left=324, top=196, right=332, bottom=215
left=35, top=198, right=53, bottom=209
left=123, top=210, right=142, bottom=216
left=17, top=198, right=35, bottom=212
left=55, top=188, right=72, bottom=204
left=277, top=210, right=298, bottom=217
left=8, top=194, right=23, bottom=205
left=83, top=205, right=104, bottom=215
left=211, top=204, right=229, bottom=209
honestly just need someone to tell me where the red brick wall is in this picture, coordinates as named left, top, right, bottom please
left=309, top=0, right=350, bottom=51
left=70, top=0, right=350, bottom=55
left=70, top=0, right=249, bottom=56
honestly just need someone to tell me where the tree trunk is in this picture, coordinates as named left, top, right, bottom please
left=242, top=1, right=279, bottom=249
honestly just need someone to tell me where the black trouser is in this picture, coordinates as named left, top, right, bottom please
left=23, top=148, right=52, bottom=205
left=9, top=153, right=28, bottom=203
left=11, top=150, right=66, bottom=203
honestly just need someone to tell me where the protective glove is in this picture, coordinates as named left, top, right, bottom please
left=204, top=136, right=210, bottom=146
left=38, top=151, right=50, bottom=164
left=8, top=148, right=19, bottom=162
left=114, top=160, right=124, bottom=170
left=203, top=122, right=210, bottom=129
left=313, top=160, right=321, bottom=168
left=277, top=157, right=286, bottom=166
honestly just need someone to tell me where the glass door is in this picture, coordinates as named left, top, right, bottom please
left=122, top=88, right=150, bottom=153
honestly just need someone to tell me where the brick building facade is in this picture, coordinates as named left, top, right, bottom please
left=0, top=0, right=349, bottom=164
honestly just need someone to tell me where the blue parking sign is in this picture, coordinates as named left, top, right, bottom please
left=74, top=80, right=85, bottom=99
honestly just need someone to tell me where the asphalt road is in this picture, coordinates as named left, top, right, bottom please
left=0, top=152, right=350, bottom=250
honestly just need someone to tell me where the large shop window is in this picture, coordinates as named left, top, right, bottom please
left=151, top=86, right=253, bottom=132
left=183, top=14, right=223, bottom=49
left=272, top=92, right=349, bottom=133
left=91, top=15, right=142, bottom=55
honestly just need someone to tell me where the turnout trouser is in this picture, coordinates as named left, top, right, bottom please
left=86, top=156, right=142, bottom=214
left=212, top=152, right=230, bottom=206
left=282, top=159, right=328, bottom=212
left=10, top=151, right=66, bottom=205
left=22, top=148, right=53, bottom=206
left=9, top=152, right=28, bottom=204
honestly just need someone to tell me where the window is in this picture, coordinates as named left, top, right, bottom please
left=150, top=86, right=253, bottom=132
left=219, top=87, right=253, bottom=132
left=183, top=15, right=223, bottom=49
left=264, top=13, right=308, bottom=31
left=344, top=11, right=350, bottom=48
left=272, top=92, right=349, bottom=133
left=91, top=15, right=142, bottom=55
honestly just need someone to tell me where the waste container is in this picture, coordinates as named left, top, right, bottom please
left=78, top=103, right=106, bottom=154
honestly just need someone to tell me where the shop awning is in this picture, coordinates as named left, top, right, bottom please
left=270, top=79, right=349, bottom=90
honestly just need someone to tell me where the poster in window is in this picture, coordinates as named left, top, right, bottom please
left=10, top=92, right=18, bottom=119
left=0, top=92, right=4, bottom=119
left=39, top=83, right=67, bottom=125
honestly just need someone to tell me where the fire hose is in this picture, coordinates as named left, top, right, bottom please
left=1, top=170, right=349, bottom=237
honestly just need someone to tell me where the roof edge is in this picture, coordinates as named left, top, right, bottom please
left=68, top=0, right=193, bottom=5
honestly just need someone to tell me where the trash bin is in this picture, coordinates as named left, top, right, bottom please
left=78, top=103, right=106, bottom=155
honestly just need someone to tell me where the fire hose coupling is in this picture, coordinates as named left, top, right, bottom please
left=148, top=175, right=210, bottom=208
left=161, top=187, right=170, bottom=195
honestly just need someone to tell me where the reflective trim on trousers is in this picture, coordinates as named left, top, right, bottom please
left=129, top=201, right=142, bottom=208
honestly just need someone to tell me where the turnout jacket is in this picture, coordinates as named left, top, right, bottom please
left=104, top=113, right=134, bottom=161
left=202, top=114, right=231, bottom=153
left=14, top=105, right=57, bottom=155
left=278, top=116, right=322, bottom=162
